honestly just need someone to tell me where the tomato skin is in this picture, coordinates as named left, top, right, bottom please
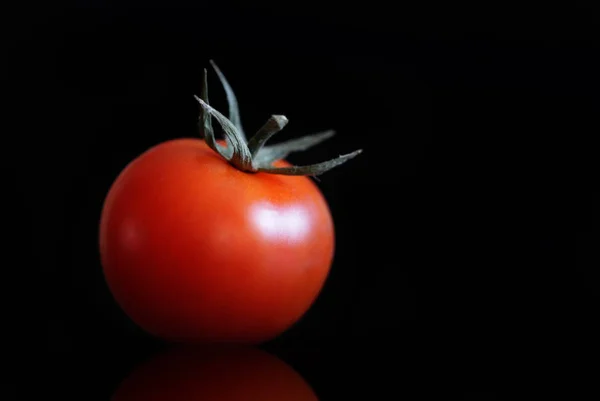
left=111, top=345, right=318, bottom=401
left=99, top=138, right=334, bottom=343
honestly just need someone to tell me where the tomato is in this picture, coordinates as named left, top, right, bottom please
left=111, top=345, right=318, bottom=401
left=99, top=138, right=335, bottom=343
left=99, top=61, right=360, bottom=344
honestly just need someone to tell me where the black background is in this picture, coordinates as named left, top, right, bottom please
left=2, top=1, right=598, bottom=399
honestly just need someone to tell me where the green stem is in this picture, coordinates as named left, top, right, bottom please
left=195, top=96, right=253, bottom=172
left=254, top=130, right=335, bottom=166
left=195, top=62, right=362, bottom=177
left=209, top=60, right=246, bottom=142
left=247, top=115, right=288, bottom=159
left=197, top=70, right=230, bottom=160
left=257, top=150, right=363, bottom=176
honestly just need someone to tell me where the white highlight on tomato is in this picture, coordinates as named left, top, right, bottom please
left=250, top=202, right=312, bottom=243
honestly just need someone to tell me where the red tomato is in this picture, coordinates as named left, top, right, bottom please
left=99, top=138, right=334, bottom=343
left=111, top=345, right=318, bottom=401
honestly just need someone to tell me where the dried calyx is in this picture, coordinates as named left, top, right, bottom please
left=194, top=60, right=362, bottom=176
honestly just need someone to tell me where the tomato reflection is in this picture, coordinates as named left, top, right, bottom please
left=111, top=345, right=318, bottom=401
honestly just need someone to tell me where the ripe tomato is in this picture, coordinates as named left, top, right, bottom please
left=99, top=138, right=335, bottom=343
left=99, top=61, right=360, bottom=344
left=111, top=345, right=318, bottom=401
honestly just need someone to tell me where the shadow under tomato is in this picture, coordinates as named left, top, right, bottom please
left=111, top=344, right=319, bottom=401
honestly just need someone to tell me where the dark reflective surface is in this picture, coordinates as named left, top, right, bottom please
left=7, top=338, right=515, bottom=400
left=111, top=345, right=318, bottom=401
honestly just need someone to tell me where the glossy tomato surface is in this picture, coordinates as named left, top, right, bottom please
left=99, top=138, right=334, bottom=343
left=111, top=345, right=318, bottom=401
